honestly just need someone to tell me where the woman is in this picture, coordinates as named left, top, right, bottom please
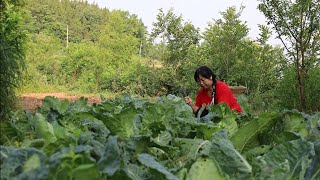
left=185, top=66, right=242, bottom=116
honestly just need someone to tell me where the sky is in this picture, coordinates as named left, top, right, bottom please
left=88, top=0, right=281, bottom=45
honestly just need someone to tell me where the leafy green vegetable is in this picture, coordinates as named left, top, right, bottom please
left=174, top=138, right=211, bottom=167
left=98, top=136, right=121, bottom=176
left=1, top=95, right=318, bottom=179
left=31, top=113, right=57, bottom=142
left=252, top=139, right=314, bottom=179
left=39, top=96, right=69, bottom=114
left=0, top=146, right=48, bottom=179
left=72, top=164, right=101, bottom=180
left=282, top=110, right=309, bottom=137
left=186, top=157, right=224, bottom=180
left=305, top=141, right=320, bottom=180
left=138, top=153, right=179, bottom=180
left=231, top=112, right=279, bottom=152
left=210, top=131, right=252, bottom=179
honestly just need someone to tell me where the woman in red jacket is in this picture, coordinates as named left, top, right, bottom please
left=184, top=66, right=242, bottom=116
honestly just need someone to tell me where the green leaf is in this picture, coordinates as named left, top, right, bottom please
left=22, top=139, right=45, bottom=149
left=176, top=168, right=188, bottom=180
left=210, top=131, right=252, bottom=179
left=231, top=112, right=279, bottom=152
left=305, top=141, right=320, bottom=180
left=23, top=154, right=41, bottom=172
left=0, top=146, right=48, bottom=179
left=208, top=103, right=239, bottom=137
left=282, top=110, right=309, bottom=137
left=100, top=94, right=107, bottom=103
left=51, top=121, right=71, bottom=140
left=142, top=101, right=175, bottom=130
left=81, top=118, right=110, bottom=139
left=152, top=130, right=172, bottom=146
left=186, top=158, right=224, bottom=180
left=252, top=139, right=314, bottom=179
left=174, top=138, right=211, bottom=167
left=68, top=97, right=91, bottom=112
left=194, top=122, right=222, bottom=140
left=98, top=136, right=120, bottom=176
left=138, top=153, right=178, bottom=180
left=306, top=112, right=320, bottom=141
left=243, top=145, right=273, bottom=163
left=72, top=164, right=100, bottom=180
left=31, top=113, right=57, bottom=142
left=123, top=163, right=151, bottom=180
left=40, top=96, right=69, bottom=114
left=101, top=108, right=139, bottom=138
left=149, top=147, right=168, bottom=160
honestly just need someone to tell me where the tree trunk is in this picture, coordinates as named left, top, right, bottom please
left=297, top=46, right=306, bottom=111
left=298, top=67, right=306, bottom=111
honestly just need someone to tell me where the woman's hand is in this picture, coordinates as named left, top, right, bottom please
left=184, top=96, right=193, bottom=106
left=184, top=96, right=199, bottom=113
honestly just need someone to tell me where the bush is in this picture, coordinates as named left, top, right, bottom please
left=305, top=67, right=320, bottom=111
left=0, top=1, right=26, bottom=118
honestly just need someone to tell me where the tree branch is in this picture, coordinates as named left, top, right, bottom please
left=270, top=0, right=300, bottom=44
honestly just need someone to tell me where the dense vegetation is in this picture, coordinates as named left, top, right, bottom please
left=1, top=95, right=319, bottom=179
left=0, top=0, right=26, bottom=118
left=12, top=0, right=318, bottom=112
left=1, top=0, right=319, bottom=179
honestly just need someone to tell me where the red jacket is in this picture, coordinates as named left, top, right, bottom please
left=195, top=81, right=242, bottom=113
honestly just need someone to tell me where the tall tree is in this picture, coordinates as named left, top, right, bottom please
left=258, top=0, right=320, bottom=111
left=98, top=10, right=146, bottom=65
left=202, top=6, right=249, bottom=82
left=0, top=0, right=26, bottom=118
left=255, top=25, right=285, bottom=93
left=151, top=8, right=200, bottom=74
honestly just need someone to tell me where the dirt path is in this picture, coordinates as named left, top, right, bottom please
left=18, top=93, right=103, bottom=112
left=18, top=86, right=246, bottom=112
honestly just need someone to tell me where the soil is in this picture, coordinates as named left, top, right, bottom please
left=18, top=86, right=246, bottom=112
left=18, top=93, right=103, bottom=112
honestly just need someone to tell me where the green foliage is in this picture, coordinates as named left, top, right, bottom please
left=305, top=67, right=320, bottom=111
left=0, top=0, right=26, bottom=118
left=276, top=66, right=320, bottom=111
left=20, top=0, right=156, bottom=94
left=150, top=8, right=202, bottom=94
left=1, top=95, right=319, bottom=179
left=98, top=10, right=143, bottom=64
left=151, top=8, right=201, bottom=67
left=60, top=42, right=104, bottom=92
left=198, top=6, right=288, bottom=112
left=14, top=0, right=320, bottom=113
left=25, top=0, right=105, bottom=43
left=258, top=0, right=320, bottom=111
left=231, top=112, right=280, bottom=153
left=22, top=33, right=65, bottom=91
left=201, top=7, right=282, bottom=97
left=186, top=158, right=223, bottom=180
left=275, top=66, right=300, bottom=110
left=202, top=6, right=249, bottom=82
left=252, top=139, right=313, bottom=179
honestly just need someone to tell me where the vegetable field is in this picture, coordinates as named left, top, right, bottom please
left=1, top=95, right=319, bottom=179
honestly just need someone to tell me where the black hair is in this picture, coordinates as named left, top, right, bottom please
left=194, top=66, right=216, bottom=83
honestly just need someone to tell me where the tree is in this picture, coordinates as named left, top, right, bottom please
left=151, top=8, right=201, bottom=68
left=150, top=8, right=201, bottom=90
left=251, top=25, right=286, bottom=110
left=98, top=10, right=146, bottom=67
left=202, top=6, right=249, bottom=82
left=258, top=0, right=320, bottom=111
left=0, top=0, right=26, bottom=118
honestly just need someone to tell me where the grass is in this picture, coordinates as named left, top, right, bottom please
left=17, top=83, right=151, bottom=101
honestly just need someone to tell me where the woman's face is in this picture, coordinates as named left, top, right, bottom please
left=197, top=75, right=213, bottom=89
